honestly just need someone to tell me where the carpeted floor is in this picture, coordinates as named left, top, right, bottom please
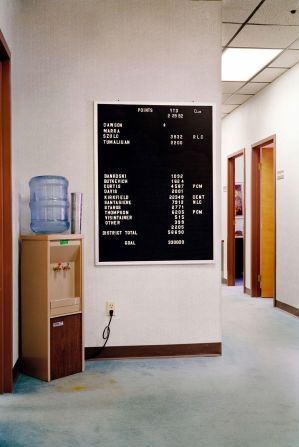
left=1, top=286, right=299, bottom=447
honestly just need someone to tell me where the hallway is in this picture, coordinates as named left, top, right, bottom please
left=1, top=286, right=299, bottom=447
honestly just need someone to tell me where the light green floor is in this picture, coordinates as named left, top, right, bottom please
left=1, top=286, right=299, bottom=447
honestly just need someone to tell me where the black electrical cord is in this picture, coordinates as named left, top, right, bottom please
left=96, top=310, right=114, bottom=355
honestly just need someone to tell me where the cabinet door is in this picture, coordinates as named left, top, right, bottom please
left=50, top=314, right=82, bottom=380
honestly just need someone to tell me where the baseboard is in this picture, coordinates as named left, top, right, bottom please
left=85, top=342, right=222, bottom=360
left=244, top=287, right=251, bottom=296
left=275, top=300, right=299, bottom=318
left=222, top=278, right=227, bottom=285
left=13, top=358, right=21, bottom=384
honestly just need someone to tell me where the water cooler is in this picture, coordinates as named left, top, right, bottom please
left=20, top=234, right=84, bottom=381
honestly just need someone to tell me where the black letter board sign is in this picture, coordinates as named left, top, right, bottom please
left=94, top=102, right=214, bottom=264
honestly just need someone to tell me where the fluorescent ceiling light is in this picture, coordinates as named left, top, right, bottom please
left=222, top=48, right=283, bottom=81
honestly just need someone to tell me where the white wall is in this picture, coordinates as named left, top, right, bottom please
left=235, top=155, right=244, bottom=183
left=0, top=0, right=18, bottom=43
left=222, top=62, right=299, bottom=309
left=10, top=0, right=222, bottom=359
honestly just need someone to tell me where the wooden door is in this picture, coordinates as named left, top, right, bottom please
left=227, top=156, right=235, bottom=285
left=260, top=147, right=274, bottom=297
left=0, top=32, right=12, bottom=394
left=50, top=314, right=82, bottom=380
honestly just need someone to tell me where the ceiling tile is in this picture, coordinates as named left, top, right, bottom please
left=222, top=23, right=240, bottom=46
left=225, top=94, right=252, bottom=105
left=238, top=82, right=269, bottom=94
left=249, top=0, right=299, bottom=25
left=222, top=93, right=232, bottom=102
left=269, top=49, right=299, bottom=67
left=222, top=81, right=246, bottom=93
left=251, top=67, right=287, bottom=82
left=222, top=104, right=239, bottom=114
left=228, top=24, right=299, bottom=48
left=289, top=39, right=299, bottom=49
left=222, top=0, right=262, bottom=23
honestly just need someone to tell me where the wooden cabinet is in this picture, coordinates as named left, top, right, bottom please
left=50, top=314, right=82, bottom=380
left=20, top=234, right=84, bottom=381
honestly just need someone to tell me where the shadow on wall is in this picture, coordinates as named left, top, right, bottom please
left=19, top=194, right=30, bottom=235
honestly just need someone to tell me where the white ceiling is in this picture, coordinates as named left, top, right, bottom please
left=222, top=0, right=299, bottom=118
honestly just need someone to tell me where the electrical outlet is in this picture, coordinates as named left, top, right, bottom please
left=106, top=301, right=116, bottom=316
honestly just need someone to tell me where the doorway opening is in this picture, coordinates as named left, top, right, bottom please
left=251, top=136, right=276, bottom=300
left=0, top=30, right=12, bottom=394
left=227, top=150, right=245, bottom=289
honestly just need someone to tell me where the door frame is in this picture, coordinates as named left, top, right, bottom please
left=227, top=149, right=246, bottom=291
left=0, top=29, right=12, bottom=394
left=251, top=135, right=276, bottom=301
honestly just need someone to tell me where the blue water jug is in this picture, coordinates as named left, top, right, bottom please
left=29, top=175, right=70, bottom=234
